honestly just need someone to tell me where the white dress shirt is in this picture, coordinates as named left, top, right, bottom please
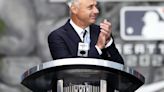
left=70, top=19, right=113, bottom=55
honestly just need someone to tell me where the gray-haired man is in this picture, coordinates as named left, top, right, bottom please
left=48, top=0, right=124, bottom=64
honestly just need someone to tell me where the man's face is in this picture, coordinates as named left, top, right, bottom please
left=74, top=0, right=99, bottom=26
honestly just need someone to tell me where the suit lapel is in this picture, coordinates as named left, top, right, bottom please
left=63, top=20, right=81, bottom=56
left=90, top=24, right=100, bottom=46
left=64, top=20, right=82, bottom=43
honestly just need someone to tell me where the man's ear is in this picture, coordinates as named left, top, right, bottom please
left=70, top=5, right=78, bottom=14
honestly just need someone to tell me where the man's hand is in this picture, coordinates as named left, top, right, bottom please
left=96, top=19, right=112, bottom=49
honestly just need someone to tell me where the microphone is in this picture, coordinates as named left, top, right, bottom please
left=77, top=42, right=89, bottom=57
left=77, top=30, right=89, bottom=57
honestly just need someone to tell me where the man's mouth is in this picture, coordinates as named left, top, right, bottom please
left=91, top=16, right=97, bottom=19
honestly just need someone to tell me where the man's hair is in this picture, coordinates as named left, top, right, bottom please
left=66, top=0, right=80, bottom=7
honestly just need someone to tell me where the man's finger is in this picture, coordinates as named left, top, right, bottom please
left=104, top=19, right=107, bottom=23
left=100, top=23, right=109, bottom=29
left=100, top=29, right=108, bottom=35
left=100, top=23, right=111, bottom=32
left=103, top=19, right=111, bottom=26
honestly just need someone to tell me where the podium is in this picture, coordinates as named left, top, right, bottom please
left=21, top=58, right=145, bottom=92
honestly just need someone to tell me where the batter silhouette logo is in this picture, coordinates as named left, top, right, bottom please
left=120, top=6, right=164, bottom=40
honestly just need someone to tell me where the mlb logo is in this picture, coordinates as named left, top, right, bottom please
left=120, top=6, right=164, bottom=40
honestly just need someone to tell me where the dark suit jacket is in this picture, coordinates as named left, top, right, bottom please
left=48, top=20, right=124, bottom=64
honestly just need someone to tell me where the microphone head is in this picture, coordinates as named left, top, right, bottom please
left=80, top=50, right=86, bottom=55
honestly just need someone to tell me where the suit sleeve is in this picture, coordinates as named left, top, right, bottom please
left=101, top=41, right=124, bottom=64
left=48, top=31, right=72, bottom=60
left=88, top=39, right=124, bottom=64
left=88, top=46, right=102, bottom=58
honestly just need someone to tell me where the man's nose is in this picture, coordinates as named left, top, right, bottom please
left=94, top=7, right=99, bottom=14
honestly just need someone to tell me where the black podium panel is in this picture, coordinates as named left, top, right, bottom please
left=21, top=58, right=145, bottom=92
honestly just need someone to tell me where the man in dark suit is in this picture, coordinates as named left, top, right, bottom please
left=48, top=0, right=124, bottom=64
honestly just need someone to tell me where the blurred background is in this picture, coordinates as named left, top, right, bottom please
left=0, top=0, right=164, bottom=92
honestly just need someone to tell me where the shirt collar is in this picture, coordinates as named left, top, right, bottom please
left=70, top=19, right=90, bottom=36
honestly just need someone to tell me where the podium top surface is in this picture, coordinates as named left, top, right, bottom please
left=21, top=58, right=145, bottom=91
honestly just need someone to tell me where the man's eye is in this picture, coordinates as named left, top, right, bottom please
left=88, top=6, right=93, bottom=9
